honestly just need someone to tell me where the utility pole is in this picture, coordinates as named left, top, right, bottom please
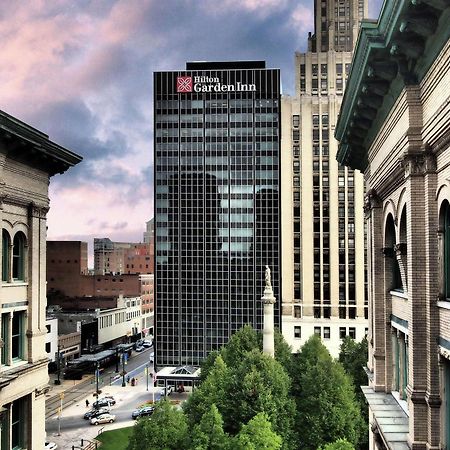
left=58, top=392, right=64, bottom=436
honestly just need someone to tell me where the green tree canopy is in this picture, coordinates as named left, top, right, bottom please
left=127, top=400, right=188, bottom=450
left=190, top=404, right=230, bottom=450
left=339, top=337, right=368, bottom=390
left=233, top=412, right=282, bottom=450
left=318, top=438, right=355, bottom=450
left=291, top=335, right=363, bottom=449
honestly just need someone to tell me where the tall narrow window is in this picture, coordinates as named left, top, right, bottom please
left=444, top=202, right=450, bottom=298
left=1, top=313, right=8, bottom=365
left=11, top=312, right=24, bottom=360
left=2, top=230, right=10, bottom=281
left=12, top=232, right=26, bottom=281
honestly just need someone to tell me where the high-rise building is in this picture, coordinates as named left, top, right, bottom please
left=281, top=0, right=368, bottom=356
left=154, top=61, right=281, bottom=367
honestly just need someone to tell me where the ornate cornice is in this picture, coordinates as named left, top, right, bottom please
left=335, top=0, right=450, bottom=171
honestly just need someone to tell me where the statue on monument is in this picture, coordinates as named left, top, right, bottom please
left=265, top=265, right=272, bottom=290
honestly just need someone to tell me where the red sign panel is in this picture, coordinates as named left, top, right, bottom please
left=177, top=76, right=193, bottom=93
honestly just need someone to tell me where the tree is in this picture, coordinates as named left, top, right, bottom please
left=273, top=328, right=294, bottom=375
left=319, top=439, right=355, bottom=450
left=200, top=350, right=220, bottom=382
left=339, top=337, right=368, bottom=391
left=220, top=324, right=260, bottom=368
left=127, top=400, right=189, bottom=450
left=184, top=355, right=232, bottom=427
left=339, top=337, right=369, bottom=450
left=291, top=335, right=363, bottom=449
left=185, top=349, right=297, bottom=449
left=190, top=404, right=230, bottom=450
left=233, top=412, right=282, bottom=450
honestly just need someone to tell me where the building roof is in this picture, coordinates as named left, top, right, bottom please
left=335, top=0, right=450, bottom=171
left=186, top=61, right=266, bottom=70
left=0, top=109, right=82, bottom=175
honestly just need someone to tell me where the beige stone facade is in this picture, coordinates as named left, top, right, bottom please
left=281, top=0, right=368, bottom=357
left=0, top=111, right=81, bottom=448
left=335, top=1, right=450, bottom=447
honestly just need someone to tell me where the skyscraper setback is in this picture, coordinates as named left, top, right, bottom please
left=154, top=61, right=281, bottom=367
left=281, top=0, right=368, bottom=356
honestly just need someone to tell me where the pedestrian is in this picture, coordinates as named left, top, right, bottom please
left=127, top=376, right=130, bottom=384
left=85, top=399, right=89, bottom=408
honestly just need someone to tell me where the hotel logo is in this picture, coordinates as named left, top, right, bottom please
left=177, top=76, right=193, bottom=93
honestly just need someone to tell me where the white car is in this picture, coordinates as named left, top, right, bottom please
left=142, top=340, right=153, bottom=348
left=45, top=442, right=58, bottom=450
left=90, top=412, right=116, bottom=425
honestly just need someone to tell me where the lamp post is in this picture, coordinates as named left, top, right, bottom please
left=145, top=365, right=149, bottom=391
left=121, top=352, right=127, bottom=387
left=95, top=361, right=99, bottom=395
left=115, top=347, right=119, bottom=373
left=55, top=344, right=62, bottom=385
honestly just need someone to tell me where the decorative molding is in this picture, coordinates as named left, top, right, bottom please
left=400, top=151, right=437, bottom=177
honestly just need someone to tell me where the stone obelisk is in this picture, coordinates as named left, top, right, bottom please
left=262, top=265, right=276, bottom=357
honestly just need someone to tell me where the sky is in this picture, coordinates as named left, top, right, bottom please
left=0, top=0, right=383, bottom=250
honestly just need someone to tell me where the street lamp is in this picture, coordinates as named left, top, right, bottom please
left=95, top=361, right=100, bottom=395
left=121, top=352, right=127, bottom=387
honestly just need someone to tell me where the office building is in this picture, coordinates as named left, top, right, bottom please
left=281, top=0, right=368, bottom=356
left=335, top=0, right=450, bottom=446
left=154, top=61, right=281, bottom=367
left=0, top=110, right=81, bottom=448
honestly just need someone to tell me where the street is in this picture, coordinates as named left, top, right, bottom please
left=45, top=347, right=161, bottom=449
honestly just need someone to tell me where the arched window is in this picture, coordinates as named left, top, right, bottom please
left=2, top=229, right=11, bottom=282
left=12, top=232, right=26, bottom=281
left=385, top=214, right=402, bottom=291
left=443, top=202, right=450, bottom=298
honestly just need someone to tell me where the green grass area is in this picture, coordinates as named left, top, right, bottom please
left=96, top=426, right=133, bottom=450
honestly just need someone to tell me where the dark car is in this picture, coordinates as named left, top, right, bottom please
left=93, top=397, right=116, bottom=408
left=132, top=406, right=155, bottom=419
left=84, top=407, right=110, bottom=420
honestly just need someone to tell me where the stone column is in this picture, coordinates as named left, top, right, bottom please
left=262, top=266, right=276, bottom=358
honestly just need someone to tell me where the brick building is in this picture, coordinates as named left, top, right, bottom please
left=93, top=237, right=154, bottom=276
left=335, top=0, right=450, bottom=447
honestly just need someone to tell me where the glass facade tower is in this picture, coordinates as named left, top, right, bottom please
left=154, top=61, right=281, bottom=367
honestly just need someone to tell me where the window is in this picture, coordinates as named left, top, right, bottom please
left=314, top=327, right=321, bottom=336
left=2, top=230, right=10, bottom=281
left=349, top=327, right=356, bottom=339
left=339, top=327, right=346, bottom=339
left=11, top=397, right=28, bottom=449
left=294, top=326, right=301, bottom=339
left=443, top=202, right=450, bottom=298
left=11, top=312, right=25, bottom=360
left=292, top=115, right=300, bottom=128
left=46, top=342, right=51, bottom=353
left=294, top=305, right=302, bottom=318
left=324, top=327, right=330, bottom=339
left=12, top=232, right=26, bottom=281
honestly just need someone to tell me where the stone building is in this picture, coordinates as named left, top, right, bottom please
left=281, top=0, right=368, bottom=357
left=0, top=110, right=81, bottom=448
left=335, top=0, right=450, bottom=447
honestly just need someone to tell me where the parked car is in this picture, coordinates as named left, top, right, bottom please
left=93, top=396, right=116, bottom=408
left=159, top=386, right=173, bottom=396
left=135, top=345, right=144, bottom=352
left=142, top=340, right=153, bottom=348
left=132, top=406, right=155, bottom=419
left=90, top=413, right=116, bottom=425
left=84, top=407, right=110, bottom=420
left=45, top=442, right=58, bottom=450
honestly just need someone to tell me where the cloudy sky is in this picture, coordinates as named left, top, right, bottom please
left=0, top=0, right=383, bottom=252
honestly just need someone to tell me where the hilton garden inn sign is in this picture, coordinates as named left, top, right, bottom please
left=177, top=75, right=256, bottom=93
